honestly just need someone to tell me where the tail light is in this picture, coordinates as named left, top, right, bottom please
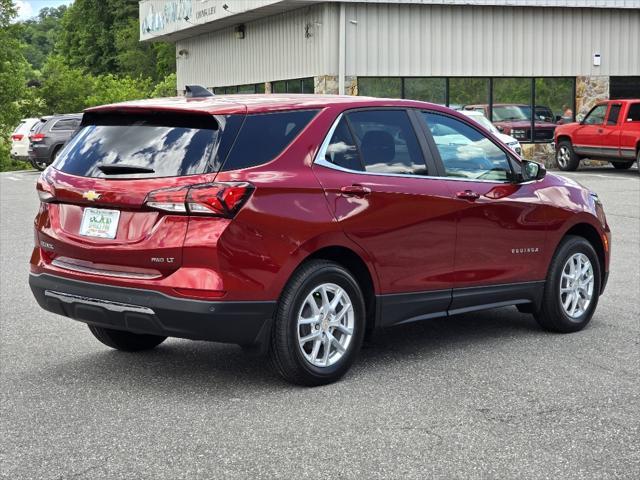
left=36, top=175, right=55, bottom=202
left=145, top=182, right=254, bottom=218
left=30, top=133, right=46, bottom=143
left=11, top=134, right=24, bottom=141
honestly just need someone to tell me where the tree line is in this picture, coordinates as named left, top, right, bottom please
left=0, top=0, right=177, bottom=171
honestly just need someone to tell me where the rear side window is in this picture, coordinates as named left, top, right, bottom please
left=221, top=110, right=318, bottom=171
left=324, top=117, right=363, bottom=171
left=627, top=103, right=640, bottom=122
left=53, top=113, right=230, bottom=178
left=52, top=118, right=80, bottom=131
left=13, top=122, right=25, bottom=134
left=345, top=110, right=427, bottom=175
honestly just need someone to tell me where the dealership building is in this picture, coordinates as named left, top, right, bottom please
left=139, top=0, right=640, bottom=158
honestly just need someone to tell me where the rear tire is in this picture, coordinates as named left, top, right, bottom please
left=611, top=161, right=633, bottom=170
left=556, top=140, right=580, bottom=171
left=30, top=157, right=47, bottom=171
left=270, top=260, right=366, bottom=386
left=88, top=325, right=167, bottom=351
left=534, top=236, right=601, bottom=333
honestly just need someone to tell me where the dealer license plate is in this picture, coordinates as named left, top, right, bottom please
left=79, top=208, right=120, bottom=239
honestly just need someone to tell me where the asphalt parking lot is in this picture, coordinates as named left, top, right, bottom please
left=1, top=166, right=638, bottom=480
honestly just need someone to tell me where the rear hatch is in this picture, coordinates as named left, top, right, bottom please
left=36, top=109, right=245, bottom=279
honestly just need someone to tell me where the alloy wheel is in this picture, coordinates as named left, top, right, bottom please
left=557, top=146, right=570, bottom=169
left=297, top=283, right=354, bottom=368
left=559, top=253, right=594, bottom=319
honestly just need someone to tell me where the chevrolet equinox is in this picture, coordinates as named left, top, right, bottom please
left=29, top=89, right=611, bottom=386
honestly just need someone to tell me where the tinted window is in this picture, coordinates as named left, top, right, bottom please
left=52, top=118, right=80, bottom=130
left=607, top=104, right=621, bottom=125
left=324, top=117, right=362, bottom=171
left=53, top=113, right=226, bottom=178
left=346, top=110, right=427, bottom=175
left=222, top=110, right=318, bottom=171
left=584, top=105, right=607, bottom=125
left=627, top=103, right=640, bottom=122
left=423, top=112, right=512, bottom=181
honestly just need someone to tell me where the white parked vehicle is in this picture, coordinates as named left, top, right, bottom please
left=460, top=110, right=522, bottom=156
left=10, top=118, right=39, bottom=161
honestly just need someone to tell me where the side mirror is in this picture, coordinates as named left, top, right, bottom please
left=577, top=113, right=585, bottom=124
left=521, top=160, right=546, bottom=182
left=496, top=125, right=504, bottom=132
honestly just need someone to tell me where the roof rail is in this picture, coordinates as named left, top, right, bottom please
left=185, top=85, right=214, bottom=98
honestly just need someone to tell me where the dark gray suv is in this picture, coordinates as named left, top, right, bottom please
left=28, top=113, right=82, bottom=171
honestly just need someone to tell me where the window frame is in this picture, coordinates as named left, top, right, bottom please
left=416, top=109, right=521, bottom=184
left=314, top=107, right=438, bottom=179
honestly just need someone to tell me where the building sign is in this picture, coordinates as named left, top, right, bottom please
left=139, top=0, right=280, bottom=41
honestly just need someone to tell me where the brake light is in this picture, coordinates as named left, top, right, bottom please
left=36, top=175, right=55, bottom=202
left=145, top=182, right=254, bottom=218
left=11, top=134, right=24, bottom=141
left=30, top=133, right=46, bottom=142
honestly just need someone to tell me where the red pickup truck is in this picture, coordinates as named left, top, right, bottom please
left=554, top=99, right=640, bottom=171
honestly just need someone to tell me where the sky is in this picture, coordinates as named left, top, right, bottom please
left=15, top=0, right=75, bottom=21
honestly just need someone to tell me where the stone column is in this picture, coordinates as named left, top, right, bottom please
left=314, top=76, right=338, bottom=94
left=576, top=76, right=610, bottom=118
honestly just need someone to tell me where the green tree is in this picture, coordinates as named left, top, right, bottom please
left=151, top=73, right=177, bottom=97
left=0, top=0, right=31, bottom=170
left=87, top=74, right=152, bottom=106
left=19, top=6, right=67, bottom=70
left=40, top=55, right=93, bottom=113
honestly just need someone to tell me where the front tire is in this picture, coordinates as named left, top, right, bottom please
left=534, top=236, right=601, bottom=333
left=556, top=140, right=580, bottom=171
left=270, top=260, right=366, bottom=386
left=88, top=325, right=167, bottom=351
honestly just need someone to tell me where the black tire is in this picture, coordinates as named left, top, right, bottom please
left=30, top=157, right=47, bottom=171
left=534, top=235, right=601, bottom=333
left=269, top=260, right=366, bottom=386
left=556, top=140, right=580, bottom=171
left=611, top=161, right=633, bottom=170
left=88, top=325, right=167, bottom=351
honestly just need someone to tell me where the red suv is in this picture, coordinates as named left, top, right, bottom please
left=29, top=91, right=611, bottom=385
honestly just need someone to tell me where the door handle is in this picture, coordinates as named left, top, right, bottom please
left=456, top=190, right=480, bottom=201
left=340, top=185, right=371, bottom=198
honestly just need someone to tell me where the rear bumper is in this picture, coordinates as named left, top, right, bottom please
left=29, top=273, right=276, bottom=346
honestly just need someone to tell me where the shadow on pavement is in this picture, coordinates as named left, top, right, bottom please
left=37, top=307, right=543, bottom=391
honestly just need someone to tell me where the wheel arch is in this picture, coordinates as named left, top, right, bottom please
left=300, top=245, right=378, bottom=337
left=559, top=222, right=607, bottom=289
left=555, top=134, right=572, bottom=146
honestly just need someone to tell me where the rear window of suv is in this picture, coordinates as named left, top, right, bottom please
left=53, top=110, right=318, bottom=178
left=53, top=113, right=238, bottom=179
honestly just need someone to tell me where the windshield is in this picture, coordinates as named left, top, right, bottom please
left=492, top=105, right=532, bottom=122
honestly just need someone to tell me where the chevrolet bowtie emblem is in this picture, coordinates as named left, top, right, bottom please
left=82, top=190, right=101, bottom=201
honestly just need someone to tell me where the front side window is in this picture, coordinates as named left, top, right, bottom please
left=345, top=110, right=428, bottom=176
left=583, top=105, right=607, bottom=125
left=423, top=112, right=512, bottom=181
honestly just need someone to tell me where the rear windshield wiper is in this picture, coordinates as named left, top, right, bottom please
left=97, top=164, right=155, bottom=175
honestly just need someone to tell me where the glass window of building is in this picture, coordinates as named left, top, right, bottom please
left=358, top=78, right=402, bottom=98
left=404, top=78, right=446, bottom=104
left=448, top=78, right=489, bottom=109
